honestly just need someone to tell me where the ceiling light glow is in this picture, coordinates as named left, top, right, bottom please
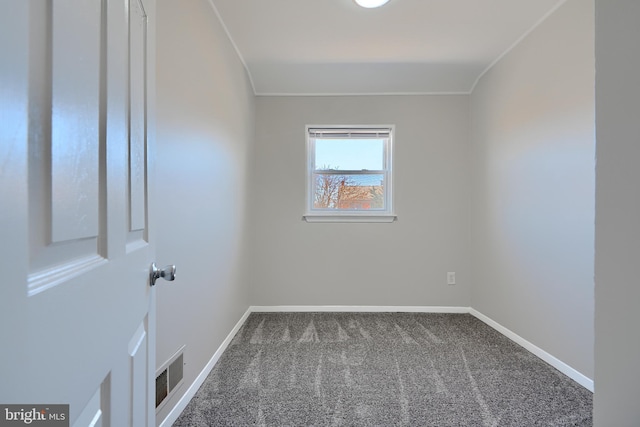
left=354, top=0, right=390, bottom=8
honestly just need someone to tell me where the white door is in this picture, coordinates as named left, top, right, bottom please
left=0, top=0, right=159, bottom=426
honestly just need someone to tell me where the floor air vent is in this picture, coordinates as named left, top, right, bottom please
left=156, top=345, right=186, bottom=410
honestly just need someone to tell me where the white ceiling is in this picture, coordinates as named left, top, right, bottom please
left=209, top=0, right=565, bottom=95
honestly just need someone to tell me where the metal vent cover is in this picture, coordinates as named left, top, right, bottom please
left=156, top=345, right=186, bottom=411
left=169, top=353, right=184, bottom=391
left=155, top=370, right=168, bottom=408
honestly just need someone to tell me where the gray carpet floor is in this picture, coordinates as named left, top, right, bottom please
left=173, top=313, right=592, bottom=426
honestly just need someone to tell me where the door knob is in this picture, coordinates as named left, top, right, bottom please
left=150, top=262, right=176, bottom=286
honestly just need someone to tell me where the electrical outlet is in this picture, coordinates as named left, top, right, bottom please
left=447, top=272, right=456, bottom=285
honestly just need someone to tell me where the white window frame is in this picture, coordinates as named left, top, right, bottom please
left=304, top=125, right=396, bottom=223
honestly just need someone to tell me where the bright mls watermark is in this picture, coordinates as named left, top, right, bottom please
left=0, top=405, right=68, bottom=427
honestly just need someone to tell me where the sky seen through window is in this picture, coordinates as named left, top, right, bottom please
left=314, top=139, right=384, bottom=171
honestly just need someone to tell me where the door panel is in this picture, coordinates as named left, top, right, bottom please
left=129, top=0, right=148, bottom=236
left=129, top=320, right=148, bottom=427
left=72, top=382, right=107, bottom=427
left=51, top=0, right=101, bottom=243
left=27, top=0, right=105, bottom=295
left=0, top=0, right=156, bottom=425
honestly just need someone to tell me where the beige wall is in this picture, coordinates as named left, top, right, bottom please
left=155, top=0, right=254, bottom=423
left=250, top=95, right=472, bottom=307
left=594, top=0, right=640, bottom=424
left=470, top=0, right=595, bottom=379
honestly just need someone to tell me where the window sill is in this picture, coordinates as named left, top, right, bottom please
left=303, top=214, right=397, bottom=223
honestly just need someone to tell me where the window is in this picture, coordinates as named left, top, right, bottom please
left=304, top=126, right=395, bottom=222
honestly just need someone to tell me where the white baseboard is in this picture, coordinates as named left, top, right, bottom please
left=158, top=307, right=252, bottom=427
left=250, top=305, right=471, bottom=313
left=469, top=308, right=594, bottom=392
left=159, top=304, right=592, bottom=426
